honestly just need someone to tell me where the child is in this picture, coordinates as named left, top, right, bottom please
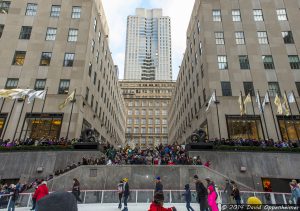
left=117, top=180, right=123, bottom=209
left=148, top=191, right=177, bottom=211
left=182, top=184, right=194, bottom=211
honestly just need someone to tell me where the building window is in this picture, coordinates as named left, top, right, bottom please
left=221, top=81, right=232, bottom=96
left=218, top=56, right=228, bottom=70
left=19, top=26, right=32, bottom=40
left=257, top=31, right=268, bottom=44
left=215, top=32, right=224, bottom=45
left=25, top=3, right=37, bottom=16
left=197, top=20, right=200, bottom=34
left=5, top=78, right=18, bottom=89
left=0, top=1, right=11, bottom=14
left=296, top=82, right=300, bottom=97
left=93, top=72, right=97, bottom=85
left=34, top=79, right=46, bottom=90
left=212, top=10, right=221, bottom=22
left=199, top=42, right=202, bottom=55
left=288, top=55, right=300, bottom=69
left=276, top=9, right=287, bottom=21
left=232, top=9, right=241, bottom=22
left=0, top=25, right=4, bottom=38
left=45, top=28, right=57, bottom=41
left=239, top=55, right=250, bottom=69
left=243, top=82, right=255, bottom=96
left=12, top=51, right=26, bottom=66
left=63, top=53, right=75, bottom=67
left=91, top=39, right=95, bottom=52
left=58, top=80, right=70, bottom=94
left=68, top=29, right=78, bottom=42
left=262, top=56, right=275, bottom=69
left=155, top=127, right=161, bottom=134
left=40, top=52, right=52, bottom=66
left=91, top=95, right=94, bottom=107
left=268, top=82, right=281, bottom=97
left=93, top=18, right=97, bottom=31
left=135, top=109, right=140, bottom=115
left=253, top=9, right=263, bottom=21
left=71, top=6, right=81, bottom=19
left=235, top=31, right=245, bottom=45
left=88, top=63, right=92, bottom=76
left=50, top=5, right=60, bottom=17
left=96, top=50, right=99, bottom=63
left=282, top=31, right=294, bottom=44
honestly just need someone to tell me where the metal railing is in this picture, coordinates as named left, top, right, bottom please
left=0, top=190, right=293, bottom=209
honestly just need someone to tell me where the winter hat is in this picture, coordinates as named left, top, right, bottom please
left=154, top=191, right=164, bottom=203
left=193, top=175, right=199, bottom=179
left=156, top=176, right=161, bottom=180
left=123, top=178, right=128, bottom=182
left=247, top=196, right=262, bottom=205
left=205, top=177, right=211, bottom=181
left=36, top=192, right=78, bottom=211
left=208, top=185, right=214, bottom=192
left=184, top=184, right=190, bottom=190
left=41, top=181, right=47, bottom=185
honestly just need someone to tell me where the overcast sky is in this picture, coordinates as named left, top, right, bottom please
left=102, top=0, right=195, bottom=80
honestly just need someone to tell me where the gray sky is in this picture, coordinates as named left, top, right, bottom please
left=102, top=0, right=195, bottom=80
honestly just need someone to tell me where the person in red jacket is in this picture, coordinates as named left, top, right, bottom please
left=33, top=181, right=49, bottom=210
left=148, top=191, right=177, bottom=211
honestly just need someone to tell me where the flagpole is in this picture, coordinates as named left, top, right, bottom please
left=1, top=99, right=16, bottom=140
left=257, top=90, right=269, bottom=140
left=21, top=98, right=35, bottom=141
left=12, top=97, right=26, bottom=141
left=214, top=89, right=221, bottom=140
left=41, top=87, right=48, bottom=113
left=249, top=90, right=263, bottom=140
left=0, top=98, right=6, bottom=114
left=281, top=94, right=290, bottom=141
left=66, top=89, right=76, bottom=141
left=285, top=90, right=299, bottom=141
left=267, top=91, right=280, bottom=141
left=292, top=90, right=300, bottom=115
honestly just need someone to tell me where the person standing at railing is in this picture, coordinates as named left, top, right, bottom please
left=72, top=178, right=82, bottom=203
left=122, top=178, right=130, bottom=211
left=182, top=184, right=194, bottom=211
left=33, top=181, right=49, bottom=211
left=193, top=175, right=209, bottom=211
left=224, top=180, right=234, bottom=204
left=155, top=177, right=164, bottom=194
left=7, top=184, right=19, bottom=211
left=289, top=180, right=300, bottom=207
left=117, top=180, right=124, bottom=209
left=231, top=184, right=241, bottom=205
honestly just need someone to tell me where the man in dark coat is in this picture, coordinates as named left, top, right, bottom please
left=122, top=178, right=130, bottom=211
left=194, top=175, right=209, bottom=211
left=36, top=192, right=77, bottom=211
left=155, top=176, right=163, bottom=193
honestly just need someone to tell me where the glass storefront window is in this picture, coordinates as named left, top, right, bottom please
left=0, top=114, right=7, bottom=137
left=278, top=116, right=300, bottom=141
left=226, top=115, right=263, bottom=140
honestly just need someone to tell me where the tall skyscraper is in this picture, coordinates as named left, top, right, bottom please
left=124, top=8, right=172, bottom=81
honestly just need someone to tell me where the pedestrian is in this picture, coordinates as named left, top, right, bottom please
left=148, top=191, right=177, bottom=211
left=122, top=178, right=130, bottom=211
left=205, top=177, right=215, bottom=190
left=224, top=179, right=233, bottom=204
left=155, top=176, right=163, bottom=193
left=208, top=185, right=219, bottom=211
left=194, top=175, right=208, bottom=211
left=30, top=186, right=38, bottom=210
left=182, top=184, right=194, bottom=211
left=7, top=184, right=19, bottom=211
left=33, top=181, right=49, bottom=211
left=290, top=180, right=300, bottom=207
left=232, top=184, right=241, bottom=205
left=35, top=191, right=77, bottom=211
left=72, top=178, right=82, bottom=203
left=118, top=180, right=124, bottom=209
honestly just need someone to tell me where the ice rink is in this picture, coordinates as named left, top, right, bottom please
left=0, top=203, right=198, bottom=211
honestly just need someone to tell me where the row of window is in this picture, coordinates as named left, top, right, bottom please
left=127, top=118, right=168, bottom=125
left=126, top=127, right=168, bottom=134
left=217, top=55, right=300, bottom=70
left=5, top=78, right=70, bottom=94
left=212, top=8, right=288, bottom=22
left=11, top=51, right=75, bottom=67
left=220, top=81, right=300, bottom=98
left=0, top=1, right=81, bottom=19
left=128, top=109, right=168, bottom=116
left=127, top=101, right=168, bottom=107
left=215, top=31, right=294, bottom=45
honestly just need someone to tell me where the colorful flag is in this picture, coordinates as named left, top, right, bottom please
left=287, top=92, right=295, bottom=103
left=58, top=91, right=75, bottom=110
left=282, top=93, right=290, bottom=116
left=27, top=90, right=46, bottom=104
left=262, top=92, right=270, bottom=111
left=0, top=89, right=18, bottom=98
left=256, top=91, right=263, bottom=113
left=9, top=89, right=33, bottom=99
left=274, top=94, right=283, bottom=115
left=206, top=91, right=216, bottom=111
left=243, top=93, right=252, bottom=114
left=238, top=94, right=244, bottom=116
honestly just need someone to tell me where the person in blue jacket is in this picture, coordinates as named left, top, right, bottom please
left=182, top=184, right=195, bottom=211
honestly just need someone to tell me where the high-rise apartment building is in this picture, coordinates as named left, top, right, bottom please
left=120, top=80, right=175, bottom=148
left=124, top=8, right=172, bottom=81
left=169, top=0, right=300, bottom=144
left=0, top=0, right=126, bottom=145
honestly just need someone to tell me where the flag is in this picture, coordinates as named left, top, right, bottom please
left=282, top=93, right=290, bottom=116
left=288, top=92, right=295, bottom=103
left=243, top=93, right=252, bottom=114
left=238, top=94, right=245, bottom=116
left=274, top=94, right=283, bottom=115
left=58, top=91, right=75, bottom=110
left=256, top=92, right=262, bottom=113
left=9, top=89, right=33, bottom=99
left=0, top=89, right=19, bottom=98
left=262, top=92, right=270, bottom=111
left=206, top=91, right=216, bottom=111
left=27, top=90, right=46, bottom=104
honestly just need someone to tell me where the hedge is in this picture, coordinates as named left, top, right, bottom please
left=0, top=145, right=74, bottom=152
left=214, top=145, right=300, bottom=153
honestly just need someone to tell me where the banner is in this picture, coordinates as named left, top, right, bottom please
left=59, top=91, right=75, bottom=110
left=206, top=91, right=216, bottom=111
